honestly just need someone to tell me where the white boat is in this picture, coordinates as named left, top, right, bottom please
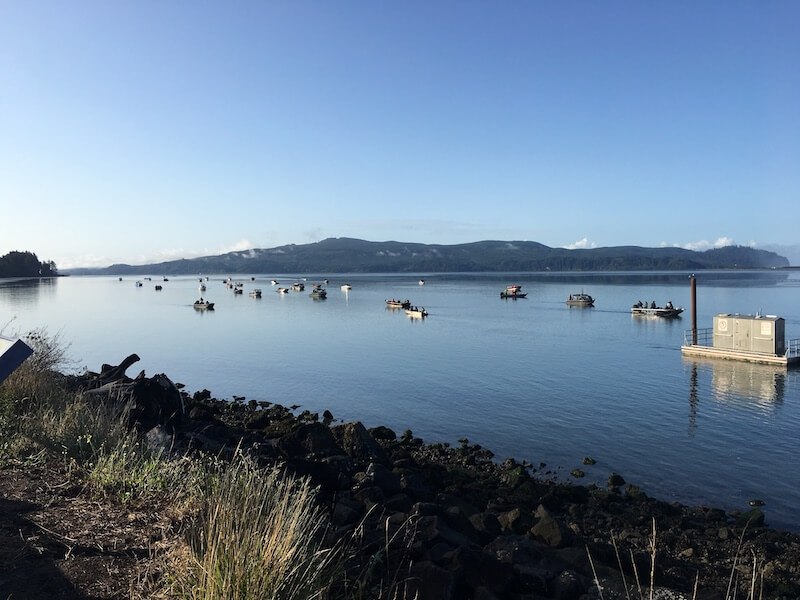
left=310, top=284, right=327, bottom=299
left=566, top=292, right=594, bottom=307
left=386, top=298, right=411, bottom=309
left=277, top=287, right=289, bottom=294
left=135, top=281, right=143, bottom=287
left=500, top=285, right=527, bottom=299
left=193, top=298, right=214, bottom=310
left=199, top=283, right=206, bottom=292
left=291, top=282, right=305, bottom=291
left=250, top=289, right=262, bottom=298
left=341, top=284, right=352, bottom=290
left=631, top=301, right=683, bottom=318
left=271, top=280, right=279, bottom=285
left=406, top=306, right=428, bottom=318
left=418, top=279, right=426, bottom=286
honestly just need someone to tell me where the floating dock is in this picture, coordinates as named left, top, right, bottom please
left=681, top=313, right=800, bottom=367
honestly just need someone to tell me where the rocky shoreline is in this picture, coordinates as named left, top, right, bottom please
left=64, top=359, right=800, bottom=598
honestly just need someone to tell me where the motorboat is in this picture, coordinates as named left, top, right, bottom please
left=566, top=293, right=594, bottom=307
left=155, top=285, right=163, bottom=291
left=199, top=283, right=206, bottom=292
left=406, top=306, right=428, bottom=318
left=418, top=279, right=426, bottom=285
left=341, top=283, right=352, bottom=290
left=271, top=280, right=279, bottom=285
left=233, top=287, right=243, bottom=295
left=193, top=298, right=215, bottom=310
left=631, top=301, right=683, bottom=318
left=277, top=287, right=289, bottom=294
left=310, top=284, right=327, bottom=299
left=386, top=298, right=411, bottom=309
left=500, top=285, right=527, bottom=299
left=291, top=282, right=305, bottom=291
left=250, top=289, right=262, bottom=298
left=135, top=281, right=143, bottom=287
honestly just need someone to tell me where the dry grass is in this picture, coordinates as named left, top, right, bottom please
left=590, top=518, right=767, bottom=600
left=166, top=452, right=340, bottom=600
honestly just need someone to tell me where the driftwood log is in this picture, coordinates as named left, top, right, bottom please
left=96, top=353, right=140, bottom=386
left=82, top=354, right=183, bottom=432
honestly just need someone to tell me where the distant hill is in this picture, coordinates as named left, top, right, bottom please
left=63, top=238, right=789, bottom=275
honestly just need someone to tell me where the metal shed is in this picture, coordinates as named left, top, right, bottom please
left=712, top=314, right=785, bottom=355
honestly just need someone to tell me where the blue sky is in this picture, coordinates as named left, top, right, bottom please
left=2, top=2, right=798, bottom=268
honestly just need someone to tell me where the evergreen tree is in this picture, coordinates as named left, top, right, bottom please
left=0, top=251, right=59, bottom=277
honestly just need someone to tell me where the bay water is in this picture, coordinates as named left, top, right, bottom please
left=2, top=271, right=798, bottom=530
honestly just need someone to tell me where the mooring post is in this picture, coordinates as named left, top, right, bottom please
left=690, top=275, right=697, bottom=345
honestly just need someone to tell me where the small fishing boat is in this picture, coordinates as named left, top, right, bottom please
left=233, top=287, right=243, bottom=295
left=310, top=284, right=327, bottom=299
left=631, top=300, right=683, bottom=318
left=199, top=283, right=207, bottom=292
left=291, top=282, right=305, bottom=291
left=277, top=287, right=289, bottom=294
left=500, top=285, right=527, bottom=299
left=386, top=298, right=411, bottom=309
left=135, top=281, right=143, bottom=287
left=406, top=306, right=428, bottom=318
left=155, top=285, right=163, bottom=291
left=193, top=298, right=215, bottom=310
left=250, top=289, right=262, bottom=298
left=418, top=279, right=426, bottom=286
left=271, top=280, right=279, bottom=285
left=341, top=283, right=352, bottom=291
left=566, top=292, right=594, bottom=307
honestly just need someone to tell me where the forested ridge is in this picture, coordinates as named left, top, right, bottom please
left=66, top=238, right=789, bottom=275
left=0, top=251, right=58, bottom=277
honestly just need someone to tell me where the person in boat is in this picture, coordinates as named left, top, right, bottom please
left=650, top=300, right=656, bottom=308
left=666, top=300, right=673, bottom=309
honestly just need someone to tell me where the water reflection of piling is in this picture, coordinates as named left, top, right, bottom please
left=688, top=362, right=698, bottom=437
left=690, top=275, right=697, bottom=345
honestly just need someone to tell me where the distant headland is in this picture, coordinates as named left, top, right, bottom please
left=60, top=238, right=789, bottom=276
left=0, top=251, right=59, bottom=278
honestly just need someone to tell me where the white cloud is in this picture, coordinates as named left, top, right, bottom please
left=220, top=239, right=254, bottom=254
left=679, top=237, right=735, bottom=252
left=564, top=237, right=597, bottom=250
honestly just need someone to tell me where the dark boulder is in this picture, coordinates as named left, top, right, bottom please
left=331, top=421, right=388, bottom=464
left=129, top=373, right=184, bottom=432
left=530, top=504, right=571, bottom=548
left=275, top=422, right=343, bottom=459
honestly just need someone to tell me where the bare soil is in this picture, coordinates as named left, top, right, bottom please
left=0, top=462, right=175, bottom=600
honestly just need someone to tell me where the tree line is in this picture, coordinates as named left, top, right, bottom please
left=0, top=251, right=58, bottom=277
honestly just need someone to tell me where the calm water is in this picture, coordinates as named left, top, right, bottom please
left=2, top=271, right=799, bottom=530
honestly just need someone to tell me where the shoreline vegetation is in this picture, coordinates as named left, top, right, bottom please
left=2, top=331, right=799, bottom=599
left=0, top=251, right=58, bottom=278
